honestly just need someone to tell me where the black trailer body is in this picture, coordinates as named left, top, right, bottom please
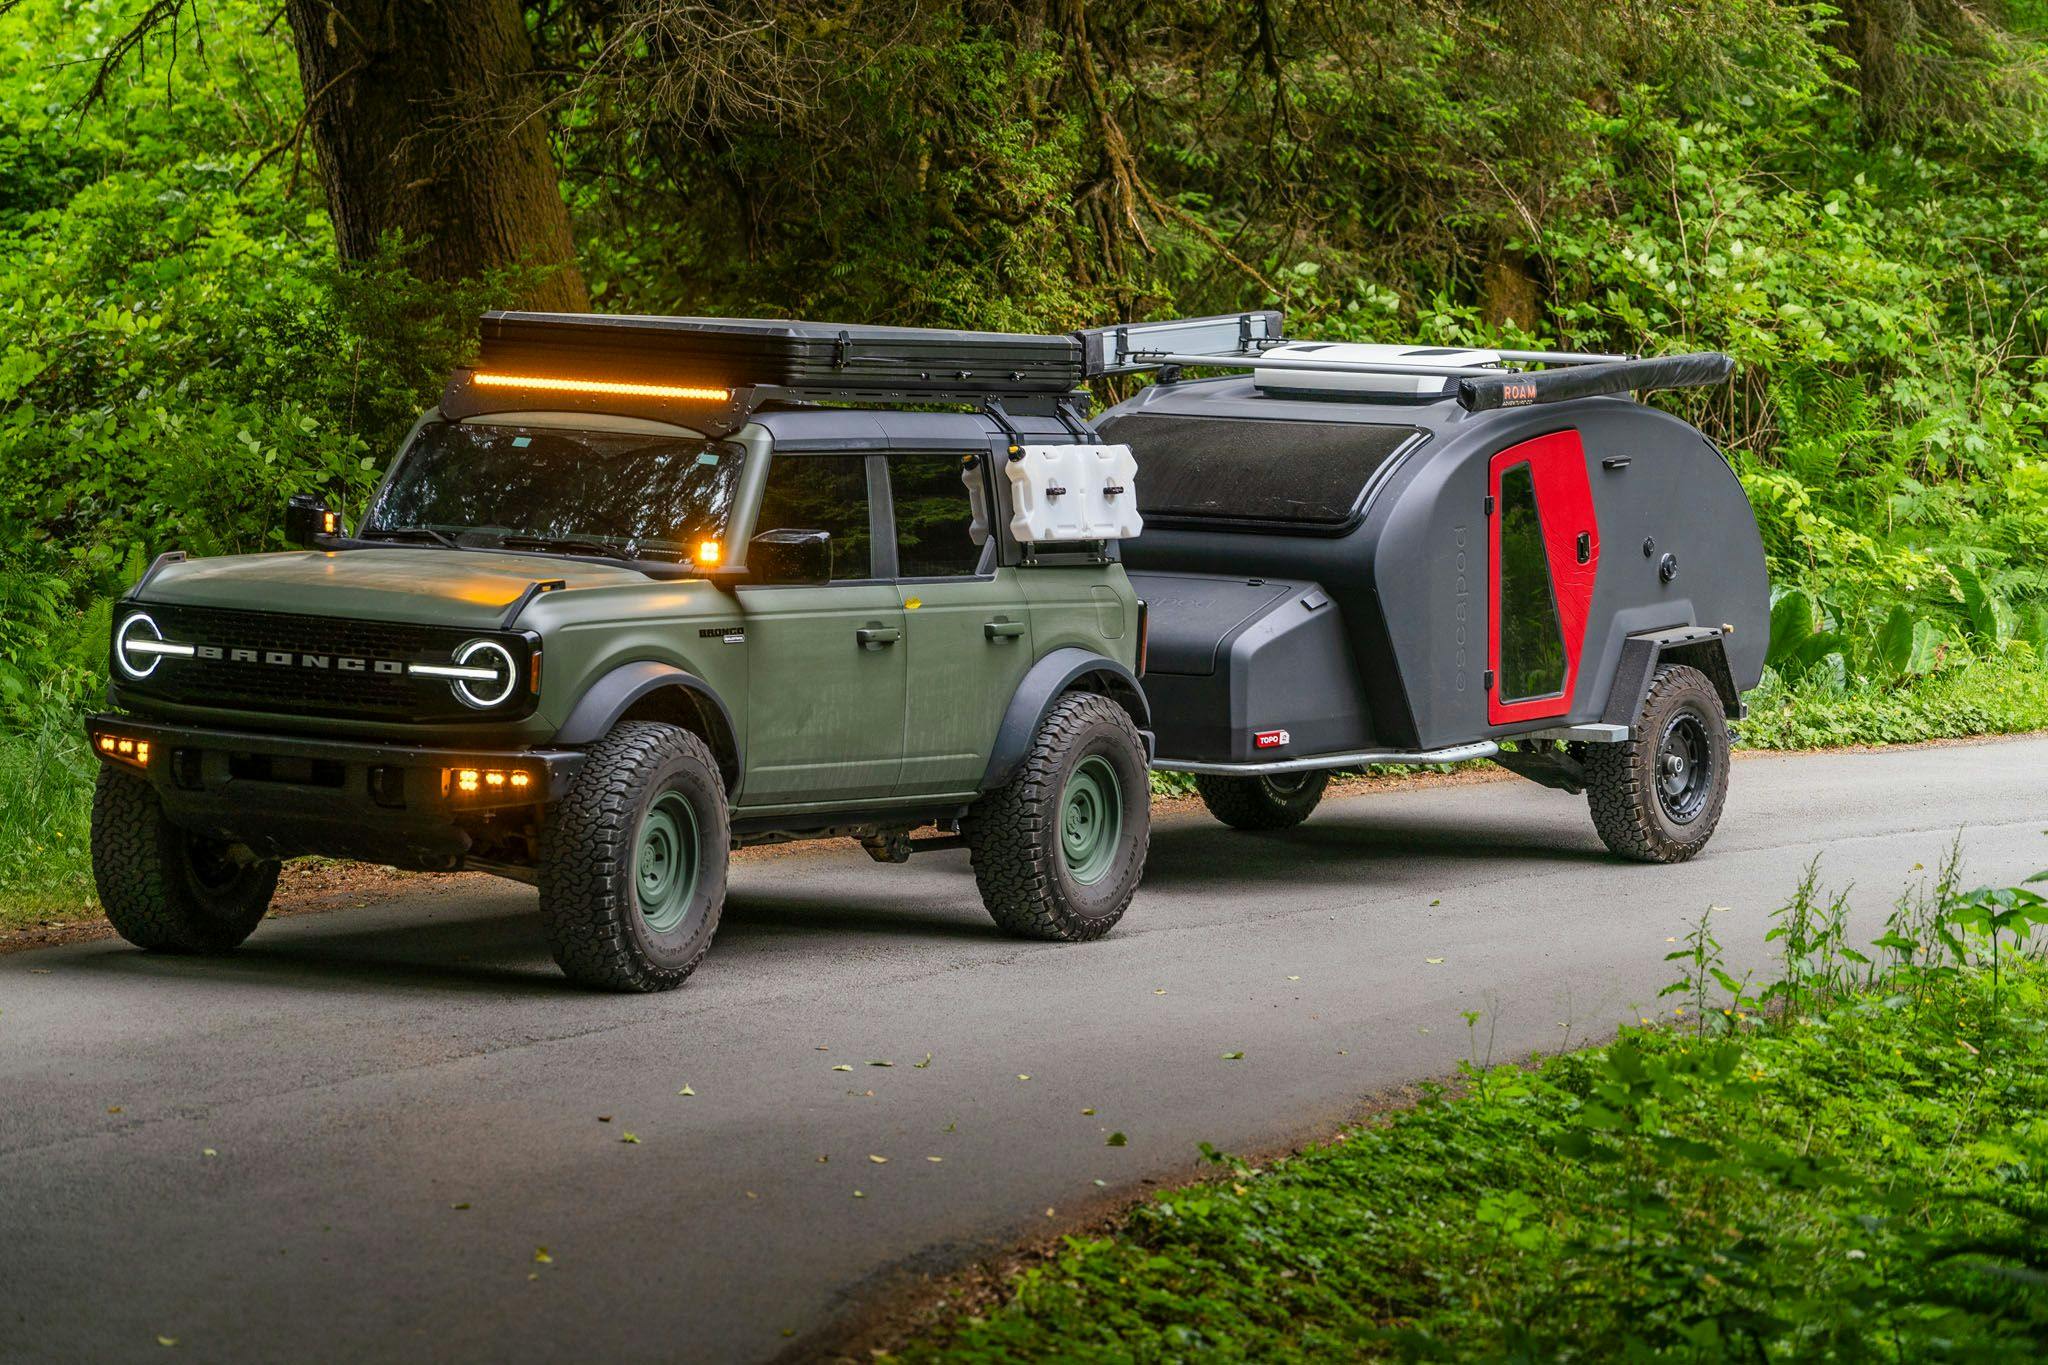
left=1100, top=358, right=1766, bottom=860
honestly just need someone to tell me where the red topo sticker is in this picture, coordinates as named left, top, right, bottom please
left=1253, top=729, right=1291, bottom=749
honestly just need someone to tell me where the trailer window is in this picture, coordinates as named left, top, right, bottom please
left=1097, top=412, right=1418, bottom=528
left=1496, top=462, right=1566, bottom=701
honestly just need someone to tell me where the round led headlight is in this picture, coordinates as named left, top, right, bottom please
left=451, top=639, right=519, bottom=709
left=114, top=612, right=189, bottom=680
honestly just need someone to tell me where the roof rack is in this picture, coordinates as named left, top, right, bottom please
left=1075, top=312, right=1732, bottom=410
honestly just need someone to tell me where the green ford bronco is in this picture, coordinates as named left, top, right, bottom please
left=88, top=314, right=1153, bottom=991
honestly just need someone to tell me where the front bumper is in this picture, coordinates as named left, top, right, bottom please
left=87, top=714, right=585, bottom=868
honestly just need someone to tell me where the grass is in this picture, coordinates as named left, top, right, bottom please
left=890, top=859, right=2048, bottom=1361
left=1739, top=655, right=2048, bottom=750
left=0, top=712, right=96, bottom=931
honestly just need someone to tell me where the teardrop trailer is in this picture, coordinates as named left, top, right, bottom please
left=85, top=308, right=1765, bottom=991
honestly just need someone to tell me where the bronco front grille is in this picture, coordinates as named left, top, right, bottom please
left=115, top=603, right=535, bottom=723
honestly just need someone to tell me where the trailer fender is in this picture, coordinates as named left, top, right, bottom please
left=1599, top=626, right=1742, bottom=725
left=556, top=661, right=743, bottom=792
left=980, top=648, right=1152, bottom=791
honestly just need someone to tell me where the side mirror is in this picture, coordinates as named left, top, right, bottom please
left=747, top=528, right=831, bottom=586
left=285, top=493, right=343, bottom=547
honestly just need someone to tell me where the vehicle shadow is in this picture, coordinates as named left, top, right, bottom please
left=1138, top=811, right=1614, bottom=891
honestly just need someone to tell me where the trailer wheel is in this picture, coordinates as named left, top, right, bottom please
left=1584, top=663, right=1730, bottom=863
left=90, top=767, right=279, bottom=953
left=538, top=721, right=729, bottom=992
left=1192, top=771, right=1329, bottom=831
left=964, top=692, right=1150, bottom=942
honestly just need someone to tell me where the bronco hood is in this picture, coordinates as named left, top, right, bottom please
left=135, top=549, right=652, bottom=629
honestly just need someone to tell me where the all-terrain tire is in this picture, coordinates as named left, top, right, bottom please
left=1194, top=770, right=1330, bottom=830
left=90, top=766, right=279, bottom=953
left=964, top=692, right=1150, bottom=942
left=538, top=721, right=729, bottom=992
left=1584, top=663, right=1730, bottom=863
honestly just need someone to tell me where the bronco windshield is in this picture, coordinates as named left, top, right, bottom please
left=362, top=421, right=745, bottom=563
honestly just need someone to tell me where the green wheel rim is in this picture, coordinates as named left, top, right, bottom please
left=635, top=791, right=700, bottom=935
left=1059, top=755, right=1123, bottom=886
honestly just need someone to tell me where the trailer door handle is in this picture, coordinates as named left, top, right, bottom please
left=984, top=620, right=1025, bottom=640
left=856, top=626, right=901, bottom=648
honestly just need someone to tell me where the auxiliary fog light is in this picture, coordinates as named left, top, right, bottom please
left=444, top=767, right=535, bottom=800
left=93, top=731, right=152, bottom=770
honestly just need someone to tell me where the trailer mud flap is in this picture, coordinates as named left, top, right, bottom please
left=1487, top=430, right=1599, bottom=725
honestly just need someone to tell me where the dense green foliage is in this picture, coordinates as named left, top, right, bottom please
left=0, top=1, right=2044, bottom=919
left=893, top=859, right=2048, bottom=1360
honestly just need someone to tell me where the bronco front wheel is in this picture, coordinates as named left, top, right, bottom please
left=90, top=767, right=279, bottom=953
left=538, top=721, right=729, bottom=992
left=964, top=692, right=1150, bottom=942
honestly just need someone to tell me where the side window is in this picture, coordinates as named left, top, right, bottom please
left=1496, top=462, right=1566, bottom=700
left=889, top=453, right=985, bottom=579
left=755, top=454, right=873, bottom=580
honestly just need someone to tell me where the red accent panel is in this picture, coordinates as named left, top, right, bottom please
left=1488, top=430, right=1599, bottom=725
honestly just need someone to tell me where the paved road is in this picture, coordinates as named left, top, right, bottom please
left=3, top=739, right=2045, bottom=1363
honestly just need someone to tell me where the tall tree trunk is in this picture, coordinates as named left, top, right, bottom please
left=283, top=0, right=588, bottom=311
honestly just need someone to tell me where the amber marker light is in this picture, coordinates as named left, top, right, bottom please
left=471, top=373, right=730, bottom=403
left=695, top=539, right=722, bottom=567
left=444, top=767, right=537, bottom=800
left=93, top=731, right=151, bottom=769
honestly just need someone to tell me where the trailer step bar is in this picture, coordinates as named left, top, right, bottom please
left=1153, top=740, right=1499, bottom=777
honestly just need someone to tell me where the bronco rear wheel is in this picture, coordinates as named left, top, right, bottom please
left=964, top=692, right=1149, bottom=942
left=538, top=721, right=729, bottom=992
left=90, top=767, right=279, bottom=953
left=1583, top=662, right=1730, bottom=863
left=1193, top=770, right=1329, bottom=830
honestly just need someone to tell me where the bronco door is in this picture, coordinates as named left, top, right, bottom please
left=736, top=453, right=908, bottom=807
left=1486, top=429, right=1599, bottom=726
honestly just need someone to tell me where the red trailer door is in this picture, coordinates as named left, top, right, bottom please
left=1487, top=429, right=1599, bottom=725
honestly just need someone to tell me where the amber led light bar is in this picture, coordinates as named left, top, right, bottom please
left=444, top=767, right=535, bottom=800
left=471, top=373, right=730, bottom=403
left=92, top=730, right=151, bottom=769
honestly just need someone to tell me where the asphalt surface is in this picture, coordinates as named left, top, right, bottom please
left=3, top=738, right=2046, bottom=1363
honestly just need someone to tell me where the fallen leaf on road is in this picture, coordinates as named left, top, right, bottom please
left=1106, top=1132, right=1128, bottom=1147
left=1286, top=975, right=1300, bottom=981
left=29, top=969, right=50, bottom=975
left=1017, top=1074, right=1031, bottom=1081
left=817, top=1155, right=829, bottom=1163
left=746, top=1191, right=758, bottom=1199
left=914, top=1053, right=933, bottom=1068
left=1221, top=1051, right=1244, bottom=1060
left=450, top=1202, right=470, bottom=1211
left=926, top=1156, right=942, bottom=1163
left=1429, top=899, right=1441, bottom=907
left=831, top=1064, right=852, bottom=1072
left=868, top=1060, right=893, bottom=1068
left=534, top=1248, right=553, bottom=1265
left=815, top=1045, right=830, bottom=1051
left=1153, top=988, right=1166, bottom=995
left=202, top=1149, right=217, bottom=1158
left=1045, top=1207, right=1056, bottom=1217
left=1080, top=1108, right=1095, bottom=1116
left=676, top=1086, right=696, bottom=1096
left=156, top=1337, right=176, bottom=1348
left=1425, top=957, right=1445, bottom=965
left=597, top=1115, right=612, bottom=1122
left=867, top=1154, right=889, bottom=1164
left=107, top=1107, right=121, bottom=1114
left=852, top=1190, right=865, bottom=1199
left=620, top=1133, right=640, bottom=1144
left=1093, top=1179, right=1106, bottom=1187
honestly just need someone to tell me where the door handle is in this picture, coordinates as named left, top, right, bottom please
left=984, top=620, right=1026, bottom=640
left=856, top=626, right=901, bottom=648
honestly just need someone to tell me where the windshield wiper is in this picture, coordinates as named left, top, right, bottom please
left=494, top=534, right=639, bottom=562
left=361, top=525, right=465, bottom=551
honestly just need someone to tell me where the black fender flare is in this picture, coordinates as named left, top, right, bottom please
left=555, top=661, right=743, bottom=786
left=979, top=648, right=1152, bottom=792
left=1599, top=626, right=1743, bottom=724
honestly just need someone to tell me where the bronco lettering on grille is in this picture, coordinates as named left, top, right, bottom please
left=195, top=644, right=408, bottom=675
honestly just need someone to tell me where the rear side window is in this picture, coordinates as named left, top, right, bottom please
left=1097, top=412, right=1419, bottom=528
left=755, top=454, right=873, bottom=579
left=889, top=453, right=984, bottom=578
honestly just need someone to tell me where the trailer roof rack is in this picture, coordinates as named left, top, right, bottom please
left=1074, top=312, right=1732, bottom=411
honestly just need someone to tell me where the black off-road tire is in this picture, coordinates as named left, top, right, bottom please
left=90, top=767, right=279, bottom=953
left=1193, top=770, right=1330, bottom=830
left=964, top=692, right=1150, bottom=942
left=1584, top=663, right=1730, bottom=863
left=537, top=721, right=729, bottom=993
